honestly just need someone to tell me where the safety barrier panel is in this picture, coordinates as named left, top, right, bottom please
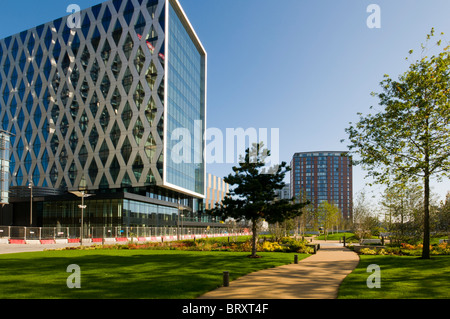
left=0, top=225, right=250, bottom=245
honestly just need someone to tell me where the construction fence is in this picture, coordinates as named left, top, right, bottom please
left=0, top=225, right=250, bottom=245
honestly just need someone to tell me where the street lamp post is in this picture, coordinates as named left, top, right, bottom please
left=177, top=197, right=184, bottom=241
left=70, top=177, right=94, bottom=245
left=79, top=191, right=88, bottom=245
left=177, top=206, right=180, bottom=241
left=180, top=213, right=184, bottom=240
left=177, top=205, right=184, bottom=240
left=28, top=181, right=32, bottom=226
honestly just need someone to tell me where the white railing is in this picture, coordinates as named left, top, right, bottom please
left=0, top=225, right=250, bottom=244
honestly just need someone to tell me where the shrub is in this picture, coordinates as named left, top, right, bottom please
left=401, top=243, right=416, bottom=250
left=280, top=237, right=294, bottom=244
left=287, top=241, right=310, bottom=253
left=239, top=240, right=253, bottom=252
left=359, top=248, right=377, bottom=255
left=384, top=247, right=401, bottom=255
left=380, top=243, right=450, bottom=256
left=54, top=237, right=318, bottom=254
left=431, top=242, right=450, bottom=255
left=259, top=241, right=283, bottom=252
left=260, top=241, right=275, bottom=252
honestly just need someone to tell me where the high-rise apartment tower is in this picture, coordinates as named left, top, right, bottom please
left=290, top=151, right=353, bottom=220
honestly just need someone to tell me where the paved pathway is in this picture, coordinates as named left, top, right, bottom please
left=198, top=241, right=360, bottom=299
left=0, top=243, right=92, bottom=255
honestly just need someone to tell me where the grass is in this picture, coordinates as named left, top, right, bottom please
left=316, top=232, right=355, bottom=241
left=429, top=234, right=449, bottom=245
left=338, top=255, right=450, bottom=299
left=0, top=249, right=308, bottom=299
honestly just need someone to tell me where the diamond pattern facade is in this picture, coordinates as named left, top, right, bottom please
left=0, top=0, right=206, bottom=201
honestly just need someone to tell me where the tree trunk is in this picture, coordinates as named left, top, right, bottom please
left=422, top=174, right=431, bottom=259
left=251, top=218, right=258, bottom=257
left=422, top=117, right=431, bottom=260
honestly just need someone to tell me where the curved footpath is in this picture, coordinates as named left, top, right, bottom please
left=198, top=241, right=360, bottom=299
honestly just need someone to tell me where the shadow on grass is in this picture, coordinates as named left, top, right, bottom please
left=0, top=250, right=302, bottom=299
left=338, top=255, right=450, bottom=299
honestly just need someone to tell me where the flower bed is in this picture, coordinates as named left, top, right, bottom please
left=355, top=242, right=450, bottom=256
left=52, top=237, right=316, bottom=254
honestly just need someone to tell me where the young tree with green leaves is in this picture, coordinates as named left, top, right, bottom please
left=381, top=182, right=424, bottom=244
left=436, top=192, right=450, bottom=233
left=352, top=190, right=379, bottom=239
left=210, top=143, right=309, bottom=258
left=317, top=201, right=340, bottom=240
left=345, top=29, right=450, bottom=259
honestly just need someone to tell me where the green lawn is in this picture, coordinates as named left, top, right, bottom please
left=316, top=232, right=355, bottom=241
left=338, top=255, right=450, bottom=299
left=0, top=249, right=308, bottom=299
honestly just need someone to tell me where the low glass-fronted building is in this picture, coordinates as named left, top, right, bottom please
left=0, top=0, right=217, bottom=229
left=41, top=199, right=176, bottom=227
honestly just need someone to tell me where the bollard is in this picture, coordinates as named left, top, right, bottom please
left=294, top=255, right=298, bottom=264
left=223, top=271, right=230, bottom=287
left=343, top=236, right=346, bottom=247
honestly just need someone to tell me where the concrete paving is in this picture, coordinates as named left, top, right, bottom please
left=198, top=241, right=360, bottom=299
left=0, top=243, right=94, bottom=255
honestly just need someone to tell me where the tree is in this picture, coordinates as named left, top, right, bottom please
left=345, top=29, right=450, bottom=258
left=381, top=182, right=424, bottom=244
left=211, top=143, right=310, bottom=258
left=352, top=191, right=369, bottom=229
left=352, top=190, right=377, bottom=239
left=317, top=201, right=340, bottom=240
left=435, top=192, right=450, bottom=234
left=295, top=189, right=314, bottom=235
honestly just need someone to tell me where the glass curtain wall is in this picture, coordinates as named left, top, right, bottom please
left=42, top=198, right=183, bottom=228
left=166, top=2, right=205, bottom=195
left=123, top=199, right=178, bottom=227
left=42, top=199, right=122, bottom=227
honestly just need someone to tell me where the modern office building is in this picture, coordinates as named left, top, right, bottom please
left=0, top=131, right=11, bottom=205
left=290, top=151, right=353, bottom=220
left=0, top=0, right=216, bottom=228
left=205, top=173, right=229, bottom=210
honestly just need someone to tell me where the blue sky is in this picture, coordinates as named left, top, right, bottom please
left=1, top=0, right=450, bottom=203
